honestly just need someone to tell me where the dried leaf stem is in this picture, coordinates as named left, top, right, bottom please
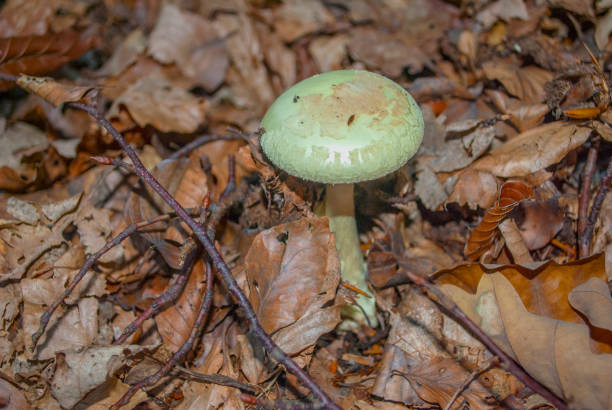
left=69, top=102, right=341, bottom=410
left=111, top=261, right=215, bottom=409
left=578, top=135, right=600, bottom=258
left=394, top=269, right=569, bottom=410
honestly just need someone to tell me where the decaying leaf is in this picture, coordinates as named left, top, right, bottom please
left=472, top=121, right=591, bottom=177
left=51, top=344, right=154, bottom=408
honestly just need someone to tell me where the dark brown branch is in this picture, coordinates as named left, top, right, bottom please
left=581, top=154, right=612, bottom=255
left=111, top=261, right=215, bottom=409
left=578, top=136, right=600, bottom=258
left=390, top=269, right=569, bottom=410
left=69, top=102, right=341, bottom=410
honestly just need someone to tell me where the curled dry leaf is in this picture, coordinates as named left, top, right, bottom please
left=472, top=121, right=591, bottom=177
left=439, top=270, right=612, bottom=410
left=16, top=75, right=97, bottom=107
left=108, top=75, right=208, bottom=134
left=446, top=169, right=498, bottom=210
left=464, top=180, right=534, bottom=260
left=482, top=62, right=553, bottom=103
left=245, top=216, right=341, bottom=338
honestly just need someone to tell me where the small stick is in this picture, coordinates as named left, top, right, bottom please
left=90, top=156, right=133, bottom=171
left=168, top=133, right=246, bottom=160
left=581, top=155, right=612, bottom=256
left=394, top=269, right=569, bottom=410
left=111, top=262, right=215, bottom=409
left=578, top=136, right=600, bottom=258
left=174, top=365, right=258, bottom=394
left=444, top=357, right=499, bottom=410
left=69, top=102, right=341, bottom=410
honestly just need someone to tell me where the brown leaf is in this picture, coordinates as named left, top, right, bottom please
left=441, top=272, right=612, bottom=409
left=446, top=170, right=498, bottom=210
left=435, top=254, right=609, bottom=331
left=568, top=277, right=612, bottom=331
left=0, top=28, right=99, bottom=91
left=272, top=0, right=335, bottom=43
left=464, top=180, right=534, bottom=260
left=155, top=259, right=207, bottom=352
left=245, top=216, right=340, bottom=335
left=482, top=62, right=553, bottom=103
left=51, top=345, right=153, bottom=409
left=397, top=358, right=492, bottom=409
left=108, top=75, right=208, bottom=134
left=472, top=121, right=591, bottom=177
left=0, top=378, right=31, bottom=410
left=348, top=26, right=430, bottom=77
left=148, top=4, right=229, bottom=93
left=15, top=75, right=97, bottom=107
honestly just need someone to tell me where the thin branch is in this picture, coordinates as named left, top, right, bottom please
left=174, top=365, right=258, bottom=394
left=578, top=136, right=600, bottom=258
left=581, top=154, right=612, bottom=256
left=111, top=261, right=215, bottom=409
left=168, top=133, right=246, bottom=160
left=391, top=269, right=569, bottom=410
left=69, top=102, right=341, bottom=410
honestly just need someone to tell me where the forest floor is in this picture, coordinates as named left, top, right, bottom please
left=0, top=0, right=611, bottom=409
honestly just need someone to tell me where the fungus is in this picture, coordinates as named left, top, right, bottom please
left=260, top=70, right=424, bottom=326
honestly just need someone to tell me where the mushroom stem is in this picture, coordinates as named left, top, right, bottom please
left=325, top=183, right=377, bottom=326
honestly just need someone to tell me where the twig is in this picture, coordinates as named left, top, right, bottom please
left=69, top=102, right=341, bottom=410
left=578, top=136, right=600, bottom=258
left=581, top=154, right=612, bottom=256
left=174, top=365, right=258, bottom=394
left=392, top=269, right=569, bottom=410
left=90, top=155, right=133, bottom=171
left=444, top=357, right=499, bottom=410
left=168, top=133, right=246, bottom=160
left=113, top=249, right=198, bottom=345
left=111, top=261, right=215, bottom=409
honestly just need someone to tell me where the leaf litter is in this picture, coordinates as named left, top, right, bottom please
left=0, top=0, right=612, bottom=409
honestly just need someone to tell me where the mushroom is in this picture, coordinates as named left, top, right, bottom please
left=260, top=70, right=424, bottom=326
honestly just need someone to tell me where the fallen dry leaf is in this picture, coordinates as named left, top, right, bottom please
left=472, top=121, right=591, bottom=177
left=245, top=216, right=341, bottom=335
left=108, top=74, right=208, bottom=134
left=51, top=344, right=154, bottom=408
left=482, top=62, right=553, bottom=103
left=440, top=271, right=612, bottom=409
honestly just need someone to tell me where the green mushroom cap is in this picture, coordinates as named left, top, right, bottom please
left=260, top=70, right=424, bottom=184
